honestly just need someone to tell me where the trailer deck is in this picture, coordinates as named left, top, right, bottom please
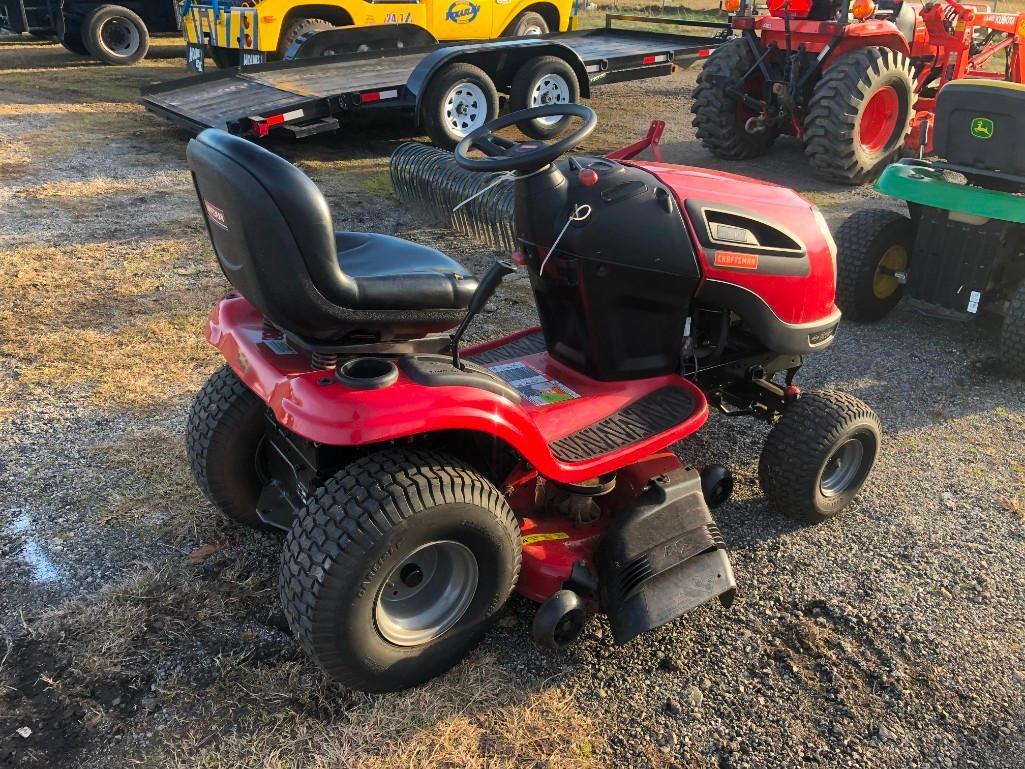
left=141, top=16, right=729, bottom=140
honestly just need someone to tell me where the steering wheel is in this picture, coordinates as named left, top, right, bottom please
left=454, top=104, right=598, bottom=173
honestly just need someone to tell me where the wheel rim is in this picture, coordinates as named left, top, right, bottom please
left=521, top=23, right=545, bottom=35
left=530, top=74, right=570, bottom=126
left=99, top=17, right=140, bottom=56
left=872, top=244, right=908, bottom=299
left=819, top=439, right=866, bottom=498
left=443, top=81, right=488, bottom=138
left=375, top=540, right=478, bottom=646
left=858, top=86, right=900, bottom=154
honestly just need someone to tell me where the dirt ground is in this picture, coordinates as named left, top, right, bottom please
left=1, top=28, right=1024, bottom=769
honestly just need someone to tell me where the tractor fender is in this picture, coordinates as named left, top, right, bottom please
left=825, top=23, right=911, bottom=64
left=409, top=38, right=591, bottom=120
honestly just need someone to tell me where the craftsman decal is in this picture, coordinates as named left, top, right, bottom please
left=203, top=199, right=229, bottom=230
left=713, top=250, right=759, bottom=270
left=970, top=116, right=994, bottom=140
left=446, top=0, right=480, bottom=23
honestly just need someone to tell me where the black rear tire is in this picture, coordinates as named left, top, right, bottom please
left=835, top=208, right=914, bottom=322
left=279, top=448, right=521, bottom=691
left=804, top=47, right=914, bottom=185
left=277, top=17, right=335, bottom=58
left=186, top=365, right=269, bottom=528
left=691, top=37, right=778, bottom=160
left=509, top=55, right=579, bottom=139
left=60, top=34, right=90, bottom=56
left=1001, top=282, right=1025, bottom=378
left=759, top=390, right=881, bottom=523
left=421, top=63, right=499, bottom=150
left=82, top=5, right=149, bottom=65
left=506, top=10, right=549, bottom=36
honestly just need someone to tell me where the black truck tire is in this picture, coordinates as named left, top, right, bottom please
left=82, top=5, right=149, bottom=65
left=509, top=55, right=579, bottom=139
left=1001, top=283, right=1025, bottom=378
left=507, top=10, right=549, bottom=36
left=279, top=448, right=521, bottom=691
left=759, top=390, right=881, bottom=523
left=186, top=365, right=270, bottom=528
left=835, top=207, right=914, bottom=322
left=804, top=47, right=914, bottom=185
left=422, top=63, right=499, bottom=150
left=691, top=37, right=778, bottom=160
left=61, top=34, right=90, bottom=55
left=277, top=17, right=335, bottom=58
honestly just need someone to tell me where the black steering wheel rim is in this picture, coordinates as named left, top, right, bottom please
left=453, top=104, right=598, bottom=173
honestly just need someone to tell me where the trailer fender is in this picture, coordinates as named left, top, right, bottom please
left=409, top=38, right=590, bottom=122
left=285, top=22, right=438, bottom=60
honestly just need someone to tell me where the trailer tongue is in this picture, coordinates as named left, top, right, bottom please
left=140, top=16, right=730, bottom=144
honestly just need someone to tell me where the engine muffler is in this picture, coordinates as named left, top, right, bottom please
left=595, top=467, right=736, bottom=645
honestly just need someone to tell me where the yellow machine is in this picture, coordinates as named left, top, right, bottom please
left=182, top=0, right=578, bottom=68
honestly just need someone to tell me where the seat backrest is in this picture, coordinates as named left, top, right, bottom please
left=186, top=129, right=358, bottom=332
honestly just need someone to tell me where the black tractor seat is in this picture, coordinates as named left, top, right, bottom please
left=187, top=129, right=477, bottom=346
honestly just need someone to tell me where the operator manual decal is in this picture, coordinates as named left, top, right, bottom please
left=488, top=362, right=580, bottom=406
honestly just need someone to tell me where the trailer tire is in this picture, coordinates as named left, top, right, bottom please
left=691, top=37, right=778, bottom=160
left=835, top=207, right=914, bottom=322
left=422, top=63, right=499, bottom=150
left=506, top=11, right=549, bottom=37
left=279, top=448, right=521, bottom=691
left=509, top=56, right=579, bottom=139
left=804, top=47, right=914, bottom=185
left=278, top=17, right=336, bottom=58
left=61, top=33, right=90, bottom=56
left=1000, top=282, right=1025, bottom=378
left=82, top=5, right=149, bottom=65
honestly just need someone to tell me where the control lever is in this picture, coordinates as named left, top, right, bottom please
left=450, top=260, right=517, bottom=369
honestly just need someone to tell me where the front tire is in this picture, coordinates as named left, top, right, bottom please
left=506, top=10, right=549, bottom=36
left=1001, top=282, right=1025, bottom=378
left=279, top=448, right=521, bottom=692
left=759, top=390, right=881, bottom=523
left=186, top=365, right=269, bottom=528
left=82, top=5, right=149, bottom=65
left=509, top=55, right=579, bottom=139
left=421, top=63, right=499, bottom=150
left=691, top=37, right=778, bottom=160
left=835, top=208, right=914, bottom=322
left=804, top=47, right=914, bottom=185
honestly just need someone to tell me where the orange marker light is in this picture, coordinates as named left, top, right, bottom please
left=852, top=0, right=876, bottom=19
left=724, top=0, right=741, bottom=12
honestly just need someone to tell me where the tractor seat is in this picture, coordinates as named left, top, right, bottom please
left=876, top=0, right=916, bottom=41
left=186, top=129, right=477, bottom=346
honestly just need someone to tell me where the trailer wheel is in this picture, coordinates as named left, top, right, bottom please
left=509, top=56, right=579, bottom=139
left=82, top=5, right=149, bottom=65
left=759, top=390, right=881, bottom=523
left=1000, top=282, right=1025, bottom=378
left=804, top=47, right=914, bottom=185
left=279, top=448, right=521, bottom=691
left=61, top=33, right=90, bottom=56
left=691, top=37, right=778, bottom=160
left=277, top=17, right=335, bottom=58
left=506, top=11, right=549, bottom=37
left=835, top=208, right=914, bottom=322
left=422, top=63, right=499, bottom=150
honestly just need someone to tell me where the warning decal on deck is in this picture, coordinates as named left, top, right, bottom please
left=521, top=532, right=570, bottom=545
left=488, top=361, right=580, bottom=406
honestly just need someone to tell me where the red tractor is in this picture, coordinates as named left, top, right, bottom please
left=692, top=0, right=1025, bottom=184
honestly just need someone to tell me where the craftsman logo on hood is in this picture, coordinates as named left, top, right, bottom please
left=204, top=199, right=229, bottom=230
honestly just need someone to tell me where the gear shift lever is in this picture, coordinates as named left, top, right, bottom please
left=450, top=260, right=517, bottom=369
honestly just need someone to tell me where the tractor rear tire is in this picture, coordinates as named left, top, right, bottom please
left=691, top=37, right=778, bottom=160
left=804, top=46, right=914, bottom=185
left=279, top=448, right=521, bottom=691
left=1001, top=283, right=1025, bottom=378
left=759, top=390, right=881, bottom=523
left=835, top=207, right=914, bottom=322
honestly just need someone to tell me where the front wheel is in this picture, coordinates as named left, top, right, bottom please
left=759, top=390, right=881, bottom=523
left=1001, top=282, right=1025, bottom=378
left=509, top=56, right=579, bottom=139
left=279, top=449, right=521, bottom=691
left=506, top=10, right=549, bottom=36
left=835, top=208, right=915, bottom=322
left=421, top=63, right=499, bottom=150
left=82, top=5, right=149, bottom=65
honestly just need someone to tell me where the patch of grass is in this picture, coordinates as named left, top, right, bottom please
left=361, top=169, right=396, bottom=199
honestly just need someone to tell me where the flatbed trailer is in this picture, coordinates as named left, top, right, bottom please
left=141, top=15, right=730, bottom=143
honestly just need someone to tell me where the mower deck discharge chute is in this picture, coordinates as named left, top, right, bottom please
left=835, top=79, right=1025, bottom=376
left=692, top=0, right=1025, bottom=184
left=185, top=104, right=881, bottom=692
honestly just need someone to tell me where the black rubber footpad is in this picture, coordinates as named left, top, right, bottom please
left=551, top=386, right=696, bottom=463
left=467, top=331, right=547, bottom=366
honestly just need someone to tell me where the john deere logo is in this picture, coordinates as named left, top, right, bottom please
left=970, top=117, right=994, bottom=140
left=446, top=0, right=480, bottom=23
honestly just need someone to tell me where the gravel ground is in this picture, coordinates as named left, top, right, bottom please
left=1, top=38, right=1024, bottom=769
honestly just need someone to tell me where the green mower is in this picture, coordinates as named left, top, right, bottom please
left=835, top=80, right=1025, bottom=377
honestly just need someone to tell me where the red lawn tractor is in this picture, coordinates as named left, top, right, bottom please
left=692, top=0, right=1025, bottom=184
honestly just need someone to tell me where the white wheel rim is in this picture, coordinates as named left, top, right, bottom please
left=521, top=23, right=545, bottom=35
left=443, top=81, right=488, bottom=138
left=99, top=17, right=140, bottom=57
left=530, top=74, right=570, bottom=126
